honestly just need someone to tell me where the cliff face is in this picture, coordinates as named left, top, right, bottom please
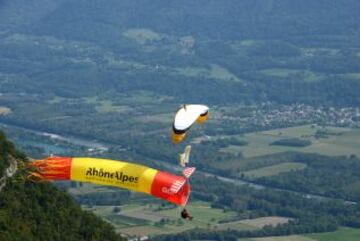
left=0, top=131, right=125, bottom=241
left=0, top=132, right=19, bottom=175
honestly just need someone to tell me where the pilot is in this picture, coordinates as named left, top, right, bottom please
left=181, top=208, right=193, bottom=220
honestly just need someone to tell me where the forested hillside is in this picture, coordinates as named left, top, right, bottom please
left=1, top=1, right=360, bottom=239
left=0, top=132, right=124, bottom=241
left=0, top=0, right=360, bottom=105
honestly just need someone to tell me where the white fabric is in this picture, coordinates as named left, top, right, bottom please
left=170, top=179, right=186, bottom=193
left=182, top=167, right=196, bottom=179
left=179, top=145, right=191, bottom=167
left=173, top=105, right=208, bottom=131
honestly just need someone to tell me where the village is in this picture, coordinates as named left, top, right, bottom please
left=220, top=104, right=360, bottom=129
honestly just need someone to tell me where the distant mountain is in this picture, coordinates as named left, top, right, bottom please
left=2, top=0, right=360, bottom=41
left=0, top=0, right=360, bottom=105
left=0, top=132, right=125, bottom=241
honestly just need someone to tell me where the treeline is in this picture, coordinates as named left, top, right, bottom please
left=270, top=138, right=311, bottom=147
left=73, top=190, right=132, bottom=206
left=201, top=137, right=248, bottom=148
left=254, top=153, right=360, bottom=202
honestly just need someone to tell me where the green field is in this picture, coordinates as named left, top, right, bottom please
left=84, top=200, right=293, bottom=236
left=112, top=202, right=289, bottom=236
left=176, top=67, right=208, bottom=77
left=261, top=68, right=301, bottom=78
left=238, top=216, right=290, bottom=229
left=221, top=125, right=360, bottom=159
left=307, top=227, right=360, bottom=241
left=213, top=125, right=360, bottom=176
left=343, top=72, right=360, bottom=80
left=216, top=221, right=255, bottom=231
left=84, top=200, right=251, bottom=236
left=157, top=201, right=238, bottom=224
left=238, top=227, right=360, bottom=241
left=176, top=64, right=242, bottom=82
left=123, top=28, right=162, bottom=44
left=260, top=68, right=324, bottom=82
left=243, top=236, right=315, bottom=241
left=116, top=225, right=170, bottom=236
left=301, top=47, right=340, bottom=56
left=94, top=101, right=131, bottom=114
left=243, top=162, right=307, bottom=179
left=209, top=64, right=243, bottom=82
left=138, top=113, right=173, bottom=124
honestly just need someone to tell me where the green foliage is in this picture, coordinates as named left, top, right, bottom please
left=0, top=133, right=124, bottom=241
left=255, top=153, right=360, bottom=201
left=74, top=190, right=131, bottom=206
left=152, top=172, right=360, bottom=240
left=0, top=131, right=25, bottom=175
left=1, top=1, right=360, bottom=106
left=202, top=137, right=248, bottom=148
left=1, top=1, right=360, bottom=239
left=270, top=138, right=312, bottom=147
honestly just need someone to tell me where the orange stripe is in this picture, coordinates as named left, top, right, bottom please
left=27, top=157, right=72, bottom=181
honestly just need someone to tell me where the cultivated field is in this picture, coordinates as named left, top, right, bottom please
left=238, top=227, right=360, bottom=241
left=216, top=221, right=255, bottom=231
left=246, top=236, right=315, bottom=241
left=84, top=200, right=256, bottom=236
left=260, top=68, right=324, bottom=82
left=221, top=125, right=360, bottom=158
left=238, top=216, right=291, bottom=228
left=157, top=202, right=237, bottom=224
left=307, top=227, right=360, bottom=241
left=138, top=113, right=173, bottom=124
left=209, top=125, right=360, bottom=178
left=243, top=162, right=307, bottom=178
left=176, top=64, right=242, bottom=82
left=123, top=28, right=162, bottom=44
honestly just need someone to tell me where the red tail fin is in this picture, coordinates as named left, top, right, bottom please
left=182, top=167, right=196, bottom=179
left=27, top=157, right=72, bottom=181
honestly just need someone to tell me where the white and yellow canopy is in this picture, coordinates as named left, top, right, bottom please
left=171, top=104, right=209, bottom=144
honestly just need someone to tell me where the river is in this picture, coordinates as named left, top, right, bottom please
left=0, top=121, right=356, bottom=205
left=0, top=122, right=109, bottom=152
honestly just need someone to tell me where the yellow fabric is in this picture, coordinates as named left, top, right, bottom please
left=70, top=158, right=157, bottom=193
left=171, top=132, right=185, bottom=144
left=196, top=113, right=208, bottom=124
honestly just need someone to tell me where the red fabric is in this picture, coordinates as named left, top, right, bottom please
left=150, top=171, right=190, bottom=206
left=28, top=156, right=72, bottom=180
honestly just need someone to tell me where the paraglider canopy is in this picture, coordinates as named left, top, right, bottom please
left=171, top=104, right=209, bottom=144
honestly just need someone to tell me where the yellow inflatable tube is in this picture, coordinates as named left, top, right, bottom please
left=28, top=156, right=190, bottom=206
